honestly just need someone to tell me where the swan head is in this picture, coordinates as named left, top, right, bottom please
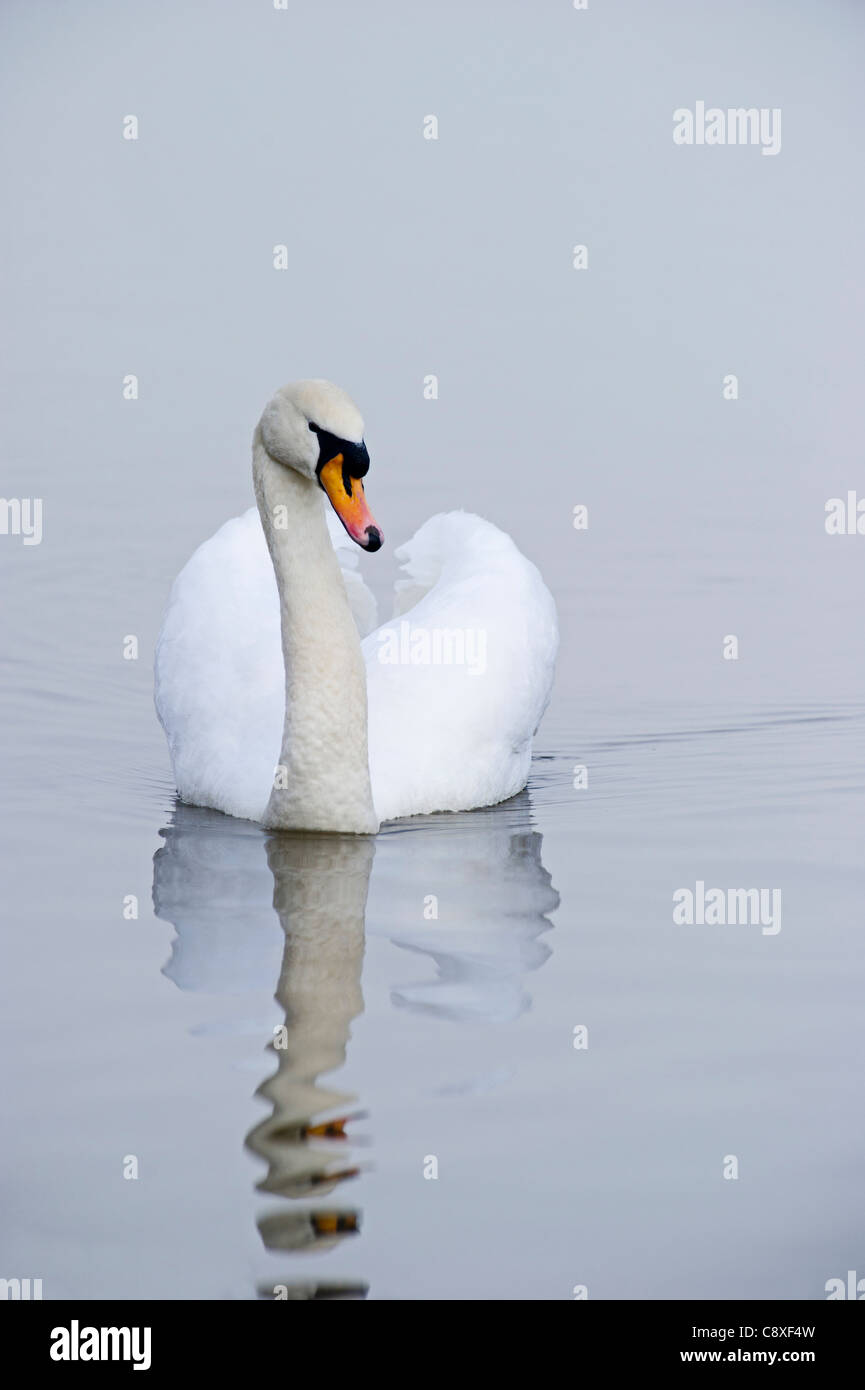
left=259, top=379, right=383, bottom=552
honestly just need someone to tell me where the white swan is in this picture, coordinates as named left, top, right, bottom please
left=154, top=380, right=558, bottom=833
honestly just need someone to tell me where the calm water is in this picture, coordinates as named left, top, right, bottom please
left=2, top=557, right=862, bottom=1298
left=1, top=0, right=863, bottom=1300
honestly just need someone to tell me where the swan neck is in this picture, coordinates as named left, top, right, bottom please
left=253, top=431, right=378, bottom=833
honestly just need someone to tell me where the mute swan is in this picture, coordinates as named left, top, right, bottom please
left=154, top=380, right=557, bottom=833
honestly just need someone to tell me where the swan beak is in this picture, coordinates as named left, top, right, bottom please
left=318, top=455, right=384, bottom=552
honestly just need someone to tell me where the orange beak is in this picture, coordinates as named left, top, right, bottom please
left=318, top=455, right=383, bottom=551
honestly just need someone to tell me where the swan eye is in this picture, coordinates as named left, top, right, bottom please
left=312, top=426, right=370, bottom=485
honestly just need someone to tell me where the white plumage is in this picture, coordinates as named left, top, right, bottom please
left=156, top=506, right=557, bottom=825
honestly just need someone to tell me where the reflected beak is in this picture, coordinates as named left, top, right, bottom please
left=318, top=455, right=383, bottom=551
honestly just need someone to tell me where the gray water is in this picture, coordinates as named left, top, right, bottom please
left=1, top=0, right=863, bottom=1300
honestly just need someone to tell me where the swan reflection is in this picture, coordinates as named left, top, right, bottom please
left=248, top=833, right=371, bottom=1260
left=152, top=789, right=558, bottom=1298
left=371, top=794, right=559, bottom=1024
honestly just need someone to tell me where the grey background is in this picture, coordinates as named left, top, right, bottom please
left=0, top=0, right=863, bottom=1299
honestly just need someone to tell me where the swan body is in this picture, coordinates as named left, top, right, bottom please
left=155, top=381, right=557, bottom=832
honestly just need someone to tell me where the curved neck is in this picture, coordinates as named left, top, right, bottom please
left=253, top=429, right=378, bottom=833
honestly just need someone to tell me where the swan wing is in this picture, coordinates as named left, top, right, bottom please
left=154, top=506, right=376, bottom=821
left=363, top=512, right=558, bottom=823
